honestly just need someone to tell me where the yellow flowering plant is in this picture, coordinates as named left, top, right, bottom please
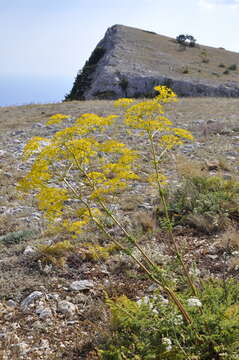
left=115, top=86, right=197, bottom=296
left=18, top=86, right=196, bottom=324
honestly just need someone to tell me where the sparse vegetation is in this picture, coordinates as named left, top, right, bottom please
left=166, top=175, right=239, bottom=233
left=1, top=89, right=239, bottom=358
left=11, top=85, right=239, bottom=359
left=182, top=66, right=189, bottom=74
left=200, top=50, right=210, bottom=64
left=0, top=229, right=37, bottom=245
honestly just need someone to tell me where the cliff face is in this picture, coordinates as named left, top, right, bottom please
left=66, top=25, right=239, bottom=100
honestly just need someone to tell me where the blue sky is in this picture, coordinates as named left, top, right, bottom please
left=1, top=0, right=238, bottom=106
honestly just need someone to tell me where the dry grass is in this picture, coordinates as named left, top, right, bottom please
left=1, top=97, right=239, bottom=132
left=219, top=229, right=239, bottom=250
left=0, top=100, right=116, bottom=131
left=175, top=155, right=205, bottom=178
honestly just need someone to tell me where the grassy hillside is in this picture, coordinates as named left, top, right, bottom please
left=113, top=25, right=239, bottom=83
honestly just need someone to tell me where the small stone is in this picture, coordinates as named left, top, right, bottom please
left=12, top=341, right=29, bottom=355
left=42, top=264, right=52, bottom=273
left=47, top=293, right=59, bottom=301
left=20, top=291, right=43, bottom=311
left=7, top=299, right=17, bottom=308
left=69, top=280, right=94, bottom=291
left=227, top=156, right=236, bottom=161
left=39, top=339, right=50, bottom=349
left=23, top=246, right=37, bottom=256
left=147, top=284, right=158, bottom=292
left=57, top=300, right=77, bottom=317
left=0, top=150, right=7, bottom=157
left=37, top=307, right=53, bottom=320
left=208, top=254, right=218, bottom=260
left=32, top=320, right=49, bottom=330
left=159, top=295, right=169, bottom=305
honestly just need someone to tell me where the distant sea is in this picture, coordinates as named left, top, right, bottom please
left=0, top=74, right=73, bottom=107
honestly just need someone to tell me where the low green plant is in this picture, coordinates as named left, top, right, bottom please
left=99, top=279, right=239, bottom=359
left=167, top=175, right=239, bottom=232
left=0, top=229, right=37, bottom=245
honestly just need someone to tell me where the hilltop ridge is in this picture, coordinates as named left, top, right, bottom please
left=66, top=24, right=239, bottom=100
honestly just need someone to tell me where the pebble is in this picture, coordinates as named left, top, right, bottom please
left=20, top=291, right=43, bottom=312
left=23, top=246, right=37, bottom=256
left=0, top=150, right=7, bottom=157
left=69, top=280, right=94, bottom=291
left=36, top=306, right=53, bottom=320
left=7, top=300, right=17, bottom=308
left=57, top=300, right=77, bottom=318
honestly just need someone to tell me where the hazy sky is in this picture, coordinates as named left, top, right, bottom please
left=1, top=0, right=238, bottom=106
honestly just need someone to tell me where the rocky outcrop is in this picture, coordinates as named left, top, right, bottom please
left=66, top=24, right=239, bottom=100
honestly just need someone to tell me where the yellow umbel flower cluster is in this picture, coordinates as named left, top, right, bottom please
left=18, top=86, right=193, bottom=240
left=115, top=86, right=193, bottom=145
left=46, top=113, right=70, bottom=125
left=18, top=111, right=138, bottom=237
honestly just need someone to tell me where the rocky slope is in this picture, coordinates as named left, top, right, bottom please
left=66, top=24, right=239, bottom=100
left=1, top=98, right=239, bottom=358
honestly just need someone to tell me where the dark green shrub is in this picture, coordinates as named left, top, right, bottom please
left=228, top=64, right=237, bottom=71
left=119, top=77, right=129, bottom=93
left=218, top=63, right=226, bottom=68
left=176, top=34, right=196, bottom=47
left=182, top=67, right=189, bottom=74
left=65, top=46, right=106, bottom=101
